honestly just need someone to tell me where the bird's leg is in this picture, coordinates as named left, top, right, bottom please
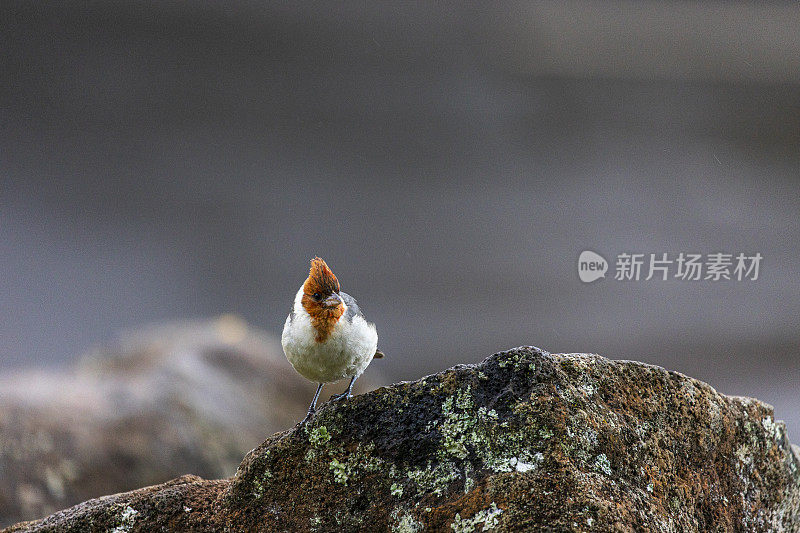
left=330, top=375, right=357, bottom=402
left=302, top=383, right=324, bottom=423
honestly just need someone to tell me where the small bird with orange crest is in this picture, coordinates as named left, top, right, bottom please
left=282, top=257, right=383, bottom=422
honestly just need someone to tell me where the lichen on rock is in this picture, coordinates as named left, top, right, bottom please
left=6, top=347, right=800, bottom=532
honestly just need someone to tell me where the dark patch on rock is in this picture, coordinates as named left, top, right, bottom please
left=6, top=347, right=799, bottom=532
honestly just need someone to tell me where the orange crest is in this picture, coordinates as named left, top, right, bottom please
left=303, top=257, right=340, bottom=296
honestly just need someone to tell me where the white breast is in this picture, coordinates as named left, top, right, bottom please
left=281, top=287, right=378, bottom=383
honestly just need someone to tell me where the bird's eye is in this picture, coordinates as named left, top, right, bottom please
left=312, top=293, right=322, bottom=301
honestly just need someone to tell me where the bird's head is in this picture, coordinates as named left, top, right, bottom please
left=301, top=258, right=346, bottom=335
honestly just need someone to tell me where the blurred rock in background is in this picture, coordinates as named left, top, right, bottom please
left=0, top=316, right=381, bottom=527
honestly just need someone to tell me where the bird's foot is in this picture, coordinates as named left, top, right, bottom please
left=301, top=408, right=316, bottom=423
left=329, top=391, right=352, bottom=402
left=330, top=376, right=357, bottom=402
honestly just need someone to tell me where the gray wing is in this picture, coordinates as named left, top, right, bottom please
left=341, top=291, right=384, bottom=358
left=339, top=291, right=363, bottom=322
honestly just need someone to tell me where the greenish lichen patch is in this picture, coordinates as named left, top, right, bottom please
left=762, top=416, right=782, bottom=442
left=329, top=458, right=350, bottom=485
left=391, top=509, right=423, bottom=532
left=323, top=441, right=387, bottom=487
left=427, top=386, right=546, bottom=477
left=407, top=460, right=460, bottom=497
left=309, top=426, right=331, bottom=446
left=110, top=505, right=138, bottom=533
left=450, top=503, right=503, bottom=532
left=251, top=477, right=265, bottom=499
left=593, top=453, right=612, bottom=476
left=495, top=348, right=539, bottom=374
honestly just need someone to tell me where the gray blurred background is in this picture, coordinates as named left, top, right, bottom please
left=1, top=0, right=798, bottom=445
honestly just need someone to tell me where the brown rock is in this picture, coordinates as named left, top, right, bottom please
left=6, top=348, right=799, bottom=532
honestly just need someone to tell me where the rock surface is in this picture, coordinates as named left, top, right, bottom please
left=6, top=347, right=800, bottom=532
left=0, top=317, right=380, bottom=527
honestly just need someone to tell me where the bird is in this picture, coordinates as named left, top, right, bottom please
left=281, top=257, right=383, bottom=422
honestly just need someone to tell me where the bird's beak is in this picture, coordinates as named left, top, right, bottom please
left=322, top=292, right=343, bottom=309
